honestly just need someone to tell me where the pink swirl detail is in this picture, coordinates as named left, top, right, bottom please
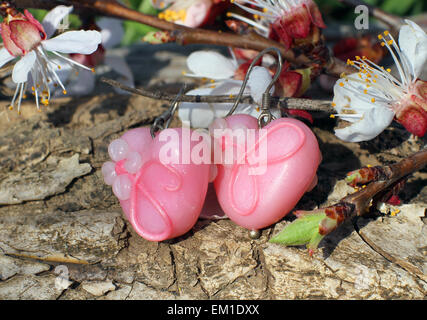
left=229, top=122, right=306, bottom=216
left=128, top=161, right=183, bottom=241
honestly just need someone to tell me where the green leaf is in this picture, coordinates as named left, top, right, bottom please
left=269, top=212, right=327, bottom=246
left=122, top=20, right=158, bottom=45
left=138, top=0, right=159, bottom=15
left=121, top=0, right=160, bottom=45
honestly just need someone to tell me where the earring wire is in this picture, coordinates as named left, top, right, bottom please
left=225, top=47, right=283, bottom=128
left=150, top=85, right=186, bottom=138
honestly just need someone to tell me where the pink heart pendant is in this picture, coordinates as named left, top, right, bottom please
left=211, top=114, right=321, bottom=230
left=102, top=127, right=212, bottom=241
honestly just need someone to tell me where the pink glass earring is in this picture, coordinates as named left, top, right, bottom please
left=102, top=91, right=215, bottom=241
left=209, top=48, right=322, bottom=235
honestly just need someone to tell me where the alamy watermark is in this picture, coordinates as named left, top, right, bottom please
left=354, top=5, right=369, bottom=30
left=158, top=127, right=269, bottom=176
left=54, top=265, right=71, bottom=291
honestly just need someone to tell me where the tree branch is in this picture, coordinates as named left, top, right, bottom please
left=13, top=0, right=355, bottom=77
left=101, top=77, right=334, bottom=113
left=271, top=149, right=427, bottom=255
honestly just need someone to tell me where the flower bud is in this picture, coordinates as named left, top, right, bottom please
left=269, top=0, right=325, bottom=49
left=394, top=80, right=427, bottom=137
left=70, top=45, right=106, bottom=68
left=1, top=9, right=46, bottom=56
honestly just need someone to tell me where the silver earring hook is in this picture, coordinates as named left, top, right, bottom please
left=225, top=47, right=283, bottom=128
left=150, top=85, right=186, bottom=138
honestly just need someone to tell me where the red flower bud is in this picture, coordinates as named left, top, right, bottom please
left=1, top=9, right=46, bottom=56
left=269, top=0, right=325, bottom=49
left=394, top=80, right=427, bottom=137
left=233, top=58, right=261, bottom=81
left=70, top=44, right=106, bottom=68
left=395, top=105, right=427, bottom=137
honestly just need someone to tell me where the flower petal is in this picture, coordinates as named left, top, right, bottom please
left=334, top=105, right=394, bottom=142
left=98, top=18, right=124, bottom=49
left=42, top=5, right=74, bottom=39
left=399, top=20, right=427, bottom=80
left=332, top=74, right=389, bottom=123
left=104, top=55, right=134, bottom=94
left=183, top=0, right=212, bottom=28
left=246, top=66, right=274, bottom=105
left=186, top=51, right=237, bottom=80
left=12, top=51, right=36, bottom=83
left=212, top=79, right=280, bottom=119
left=178, top=87, right=216, bottom=128
left=42, top=30, right=102, bottom=55
left=0, top=47, right=15, bottom=68
left=209, top=80, right=254, bottom=119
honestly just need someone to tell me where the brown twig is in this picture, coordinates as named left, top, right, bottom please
left=13, top=0, right=355, bottom=77
left=271, top=148, right=427, bottom=254
left=343, top=150, right=427, bottom=216
left=101, top=77, right=334, bottom=113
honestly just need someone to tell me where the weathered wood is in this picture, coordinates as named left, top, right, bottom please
left=0, top=44, right=425, bottom=299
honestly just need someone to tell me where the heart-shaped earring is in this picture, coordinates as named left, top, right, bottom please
left=210, top=48, right=322, bottom=235
left=102, top=89, right=215, bottom=241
